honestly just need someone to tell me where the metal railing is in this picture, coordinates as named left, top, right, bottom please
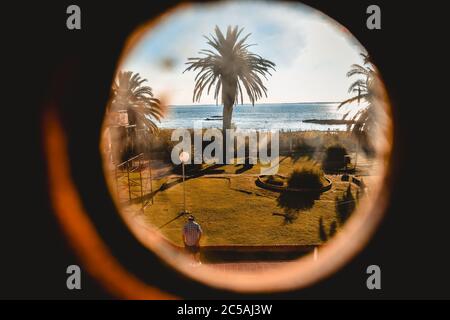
left=114, top=153, right=154, bottom=210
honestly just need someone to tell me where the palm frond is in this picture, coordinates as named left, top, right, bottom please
left=338, top=93, right=370, bottom=109
left=110, top=71, right=162, bottom=132
left=184, top=25, right=276, bottom=106
left=339, top=52, right=379, bottom=138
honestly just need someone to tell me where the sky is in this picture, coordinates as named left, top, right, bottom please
left=121, top=1, right=367, bottom=105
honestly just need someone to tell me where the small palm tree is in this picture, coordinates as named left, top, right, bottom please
left=110, top=71, right=163, bottom=133
left=184, top=25, right=276, bottom=130
left=338, top=53, right=380, bottom=136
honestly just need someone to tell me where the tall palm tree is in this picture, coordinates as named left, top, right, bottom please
left=338, top=53, right=379, bottom=136
left=110, top=71, right=163, bottom=133
left=184, top=25, right=276, bottom=131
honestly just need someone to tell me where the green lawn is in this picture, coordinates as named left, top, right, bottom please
left=124, top=163, right=362, bottom=246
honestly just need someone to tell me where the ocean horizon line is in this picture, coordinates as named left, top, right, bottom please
left=168, top=101, right=341, bottom=107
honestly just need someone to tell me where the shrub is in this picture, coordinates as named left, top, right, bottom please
left=329, top=221, right=338, bottom=237
left=287, top=158, right=326, bottom=189
left=336, top=184, right=356, bottom=223
left=292, top=139, right=316, bottom=160
left=323, top=144, right=349, bottom=170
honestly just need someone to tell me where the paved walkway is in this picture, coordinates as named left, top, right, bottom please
left=206, top=261, right=298, bottom=272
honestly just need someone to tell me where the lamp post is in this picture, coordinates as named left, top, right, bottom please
left=179, top=151, right=190, bottom=214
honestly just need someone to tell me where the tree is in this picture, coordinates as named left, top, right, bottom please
left=110, top=71, right=163, bottom=133
left=339, top=53, right=381, bottom=138
left=336, top=184, right=356, bottom=224
left=184, top=25, right=276, bottom=131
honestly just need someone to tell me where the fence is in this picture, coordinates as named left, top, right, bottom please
left=114, top=153, right=154, bottom=210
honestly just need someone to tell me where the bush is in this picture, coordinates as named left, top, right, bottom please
left=287, top=158, right=326, bottom=189
left=336, top=184, right=356, bottom=224
left=329, top=221, right=338, bottom=237
left=323, top=144, right=349, bottom=170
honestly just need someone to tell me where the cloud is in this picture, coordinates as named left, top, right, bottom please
left=121, top=1, right=367, bottom=105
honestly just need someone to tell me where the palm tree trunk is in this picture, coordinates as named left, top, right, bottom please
left=222, top=104, right=233, bottom=130
left=221, top=79, right=236, bottom=160
left=222, top=79, right=236, bottom=131
left=126, top=109, right=137, bottom=158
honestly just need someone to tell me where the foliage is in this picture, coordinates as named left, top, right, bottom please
left=319, top=217, right=328, bottom=242
left=336, top=184, right=356, bottom=224
left=323, top=144, right=349, bottom=170
left=110, top=71, right=163, bottom=133
left=184, top=25, right=275, bottom=129
left=338, top=53, right=381, bottom=138
left=287, top=158, right=325, bottom=189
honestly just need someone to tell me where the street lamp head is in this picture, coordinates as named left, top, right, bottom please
left=179, top=151, right=190, bottom=163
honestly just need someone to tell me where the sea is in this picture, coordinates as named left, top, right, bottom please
left=159, top=103, right=349, bottom=131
